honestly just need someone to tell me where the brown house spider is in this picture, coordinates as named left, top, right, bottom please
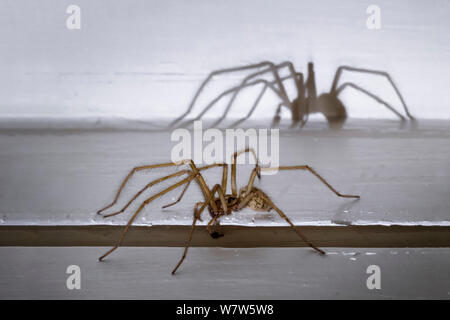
left=97, top=149, right=359, bottom=274
left=169, top=61, right=415, bottom=129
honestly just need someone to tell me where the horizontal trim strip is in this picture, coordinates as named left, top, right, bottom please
left=1, top=225, right=449, bottom=247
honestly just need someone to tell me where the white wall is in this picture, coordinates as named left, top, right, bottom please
left=0, top=0, right=449, bottom=120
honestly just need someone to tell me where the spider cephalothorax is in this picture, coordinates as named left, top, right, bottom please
left=97, top=148, right=360, bottom=275
left=170, top=61, right=415, bottom=129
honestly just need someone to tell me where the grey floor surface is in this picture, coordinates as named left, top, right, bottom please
left=0, top=246, right=449, bottom=299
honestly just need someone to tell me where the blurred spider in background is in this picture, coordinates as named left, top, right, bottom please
left=170, top=61, right=415, bottom=129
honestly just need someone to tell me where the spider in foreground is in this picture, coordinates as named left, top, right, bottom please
left=169, top=61, right=415, bottom=129
left=97, top=149, right=360, bottom=275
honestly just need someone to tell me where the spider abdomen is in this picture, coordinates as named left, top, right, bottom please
left=316, top=93, right=347, bottom=129
left=248, top=196, right=271, bottom=212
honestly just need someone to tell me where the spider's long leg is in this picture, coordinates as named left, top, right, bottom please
left=229, top=84, right=269, bottom=128
left=230, top=73, right=303, bottom=128
left=98, top=174, right=197, bottom=262
left=98, top=162, right=225, bottom=217
left=330, top=66, right=414, bottom=120
left=179, top=78, right=290, bottom=128
left=162, top=178, right=193, bottom=209
left=101, top=169, right=191, bottom=218
left=196, top=183, right=229, bottom=222
left=259, top=192, right=325, bottom=255
left=231, top=148, right=259, bottom=197
left=205, top=184, right=228, bottom=234
left=206, top=214, right=221, bottom=234
left=171, top=202, right=203, bottom=275
left=242, top=167, right=261, bottom=196
left=172, top=183, right=229, bottom=274
left=269, top=73, right=308, bottom=128
left=261, top=165, right=360, bottom=199
left=170, top=61, right=278, bottom=128
left=336, top=82, right=407, bottom=121
left=270, top=102, right=291, bottom=127
left=211, top=61, right=301, bottom=127
left=163, top=163, right=228, bottom=209
left=175, top=160, right=225, bottom=212
left=173, top=184, right=227, bottom=274
left=97, top=162, right=187, bottom=215
left=238, top=158, right=262, bottom=199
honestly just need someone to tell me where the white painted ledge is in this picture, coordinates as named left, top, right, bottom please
left=0, top=119, right=449, bottom=227
left=0, top=120, right=449, bottom=299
